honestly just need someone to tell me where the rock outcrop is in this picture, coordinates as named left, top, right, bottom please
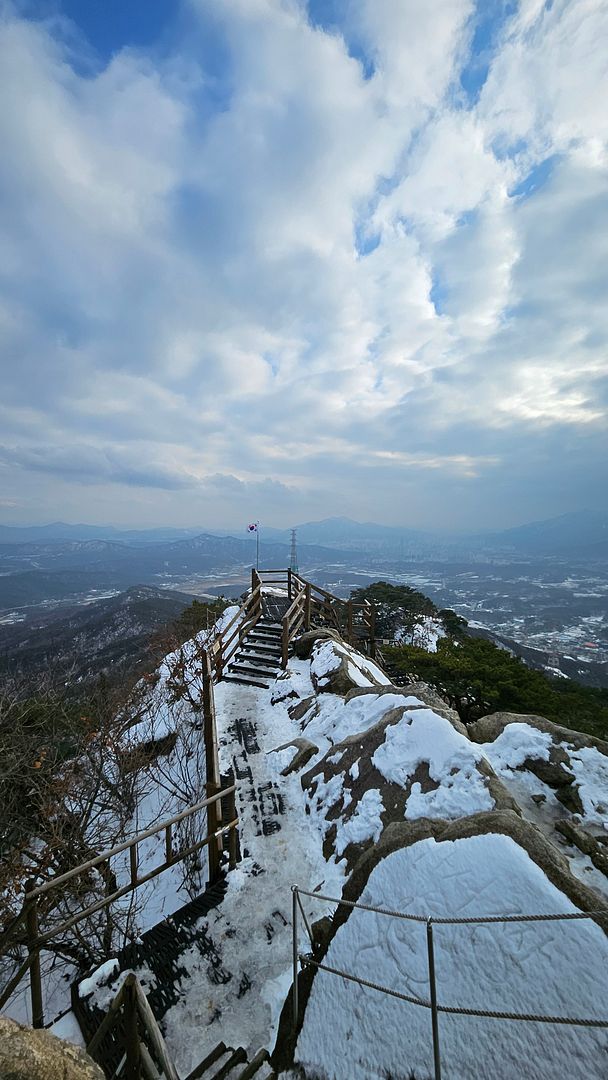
left=0, top=1017, right=104, bottom=1080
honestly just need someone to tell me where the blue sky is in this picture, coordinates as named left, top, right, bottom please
left=0, top=0, right=606, bottom=529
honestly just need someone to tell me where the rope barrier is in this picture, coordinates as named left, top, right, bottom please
left=299, top=954, right=608, bottom=1029
left=294, top=886, right=608, bottom=926
left=299, top=953, right=431, bottom=1010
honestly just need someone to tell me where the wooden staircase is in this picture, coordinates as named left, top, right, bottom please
left=185, top=1041, right=275, bottom=1079
left=80, top=970, right=275, bottom=1079
left=222, top=617, right=284, bottom=689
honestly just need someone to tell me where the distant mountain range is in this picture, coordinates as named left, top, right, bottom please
left=245, top=511, right=608, bottom=559
left=0, top=529, right=360, bottom=610
left=0, top=522, right=204, bottom=544
left=0, top=585, right=196, bottom=684
left=487, top=510, right=608, bottom=557
left=0, top=508, right=605, bottom=615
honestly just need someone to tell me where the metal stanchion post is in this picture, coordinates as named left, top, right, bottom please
left=292, top=886, right=299, bottom=1034
left=426, top=918, right=442, bottom=1080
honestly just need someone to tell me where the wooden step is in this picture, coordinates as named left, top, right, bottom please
left=209, top=1046, right=247, bottom=1079
left=231, top=656, right=281, bottom=673
left=184, top=1042, right=229, bottom=1080
left=234, top=1048, right=272, bottom=1079
left=222, top=673, right=270, bottom=689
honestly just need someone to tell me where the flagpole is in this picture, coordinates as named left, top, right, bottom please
left=256, top=524, right=259, bottom=570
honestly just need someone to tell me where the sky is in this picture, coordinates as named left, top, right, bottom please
left=0, top=0, right=607, bottom=532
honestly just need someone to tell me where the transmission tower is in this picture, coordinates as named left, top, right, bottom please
left=289, top=528, right=299, bottom=573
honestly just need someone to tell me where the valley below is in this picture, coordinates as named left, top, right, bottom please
left=1, top=517, right=607, bottom=690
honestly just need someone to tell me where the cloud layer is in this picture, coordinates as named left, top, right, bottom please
left=0, top=0, right=606, bottom=528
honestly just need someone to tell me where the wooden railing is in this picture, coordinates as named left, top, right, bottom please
left=208, top=581, right=263, bottom=681
left=0, top=787, right=239, bottom=1029
left=255, top=569, right=376, bottom=665
left=86, top=972, right=179, bottom=1080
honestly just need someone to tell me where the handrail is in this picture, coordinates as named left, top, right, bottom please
left=27, top=787, right=235, bottom=900
left=209, top=582, right=263, bottom=680
left=0, top=787, right=239, bottom=1027
left=281, top=590, right=307, bottom=668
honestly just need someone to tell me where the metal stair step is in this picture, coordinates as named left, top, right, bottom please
left=240, top=642, right=282, bottom=655
left=231, top=660, right=280, bottom=678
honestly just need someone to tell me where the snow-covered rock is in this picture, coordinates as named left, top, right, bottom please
left=301, top=697, right=519, bottom=867
left=309, top=638, right=391, bottom=695
left=296, top=830, right=608, bottom=1080
left=471, top=713, right=608, bottom=825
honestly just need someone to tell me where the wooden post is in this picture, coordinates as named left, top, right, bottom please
left=129, top=844, right=138, bottom=888
left=305, top=583, right=311, bottom=630
left=281, top=615, right=289, bottom=670
left=133, top=979, right=180, bottom=1080
left=123, top=975, right=141, bottom=1080
left=202, top=648, right=222, bottom=884
left=25, top=881, right=43, bottom=1029
left=347, top=601, right=353, bottom=643
left=287, top=567, right=292, bottom=600
left=226, top=788, right=240, bottom=870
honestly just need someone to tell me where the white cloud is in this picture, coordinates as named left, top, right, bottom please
left=0, top=0, right=606, bottom=528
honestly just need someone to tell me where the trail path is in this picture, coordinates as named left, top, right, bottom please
left=160, top=676, right=340, bottom=1077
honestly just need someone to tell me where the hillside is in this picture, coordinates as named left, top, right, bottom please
left=0, top=585, right=199, bottom=684
left=4, top=586, right=606, bottom=1079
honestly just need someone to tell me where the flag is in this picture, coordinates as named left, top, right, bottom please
left=247, top=522, right=258, bottom=532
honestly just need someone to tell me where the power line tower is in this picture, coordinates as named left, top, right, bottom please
left=289, top=528, right=299, bottom=574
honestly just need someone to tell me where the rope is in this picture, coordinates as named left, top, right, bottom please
left=294, top=887, right=608, bottom=926
left=299, top=955, right=608, bottom=1029
left=299, top=954, right=431, bottom=1010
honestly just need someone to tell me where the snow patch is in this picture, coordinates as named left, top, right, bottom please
left=372, top=709, right=494, bottom=819
left=482, top=723, right=553, bottom=773
left=335, top=790, right=384, bottom=856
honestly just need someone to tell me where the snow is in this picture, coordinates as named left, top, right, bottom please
left=335, top=790, right=384, bottom=856
left=482, top=723, right=608, bottom=829
left=310, top=639, right=391, bottom=689
left=346, top=659, right=376, bottom=686
left=8, top=618, right=608, bottom=1072
left=564, top=744, right=608, bottom=826
left=395, top=614, right=446, bottom=652
left=271, top=659, right=315, bottom=704
left=308, top=773, right=346, bottom=837
left=296, top=834, right=608, bottom=1080
left=154, top=676, right=346, bottom=1077
left=482, top=723, right=553, bottom=772
left=372, top=709, right=495, bottom=819
left=48, top=1010, right=85, bottom=1048
left=78, top=959, right=119, bottom=1000
left=304, top=692, right=421, bottom=746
